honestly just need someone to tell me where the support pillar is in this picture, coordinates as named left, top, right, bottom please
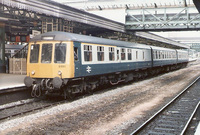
left=0, top=22, right=5, bottom=73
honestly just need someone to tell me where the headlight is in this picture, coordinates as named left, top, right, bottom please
left=58, top=71, right=62, bottom=75
left=31, top=71, right=35, bottom=75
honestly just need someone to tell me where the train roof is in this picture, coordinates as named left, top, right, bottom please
left=176, top=49, right=188, bottom=53
left=150, top=46, right=176, bottom=51
left=30, top=31, right=151, bottom=49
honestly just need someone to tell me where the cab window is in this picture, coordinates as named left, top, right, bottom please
left=41, top=44, right=52, bottom=63
left=30, top=44, right=39, bottom=63
left=54, top=43, right=66, bottom=63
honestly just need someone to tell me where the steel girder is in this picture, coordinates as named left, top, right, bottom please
left=0, top=2, right=42, bottom=33
left=0, top=0, right=124, bottom=33
left=126, top=6, right=200, bottom=31
left=0, top=3, right=40, bottom=21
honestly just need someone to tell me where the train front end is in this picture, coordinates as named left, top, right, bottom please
left=24, top=36, right=74, bottom=97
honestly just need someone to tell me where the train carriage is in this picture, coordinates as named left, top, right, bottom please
left=177, top=50, right=189, bottom=64
left=24, top=31, right=188, bottom=99
left=151, top=46, right=177, bottom=67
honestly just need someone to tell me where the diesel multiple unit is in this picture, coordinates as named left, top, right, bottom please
left=24, top=31, right=188, bottom=99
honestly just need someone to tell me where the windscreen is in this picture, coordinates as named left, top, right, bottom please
left=41, top=44, right=52, bottom=63
left=54, top=43, right=67, bottom=63
left=30, top=44, right=39, bottom=63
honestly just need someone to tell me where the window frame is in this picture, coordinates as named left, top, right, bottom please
left=121, top=48, right=126, bottom=61
left=109, top=47, right=115, bottom=61
left=30, top=44, right=40, bottom=63
left=97, top=46, right=104, bottom=61
left=127, top=49, right=132, bottom=60
left=41, top=43, right=53, bottom=64
left=84, top=45, right=93, bottom=62
left=54, top=43, right=67, bottom=64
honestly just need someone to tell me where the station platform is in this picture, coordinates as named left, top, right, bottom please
left=0, top=73, right=26, bottom=90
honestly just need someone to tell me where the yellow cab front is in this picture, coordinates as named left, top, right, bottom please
left=27, top=41, right=74, bottom=79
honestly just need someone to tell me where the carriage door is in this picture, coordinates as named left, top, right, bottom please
left=73, top=42, right=82, bottom=77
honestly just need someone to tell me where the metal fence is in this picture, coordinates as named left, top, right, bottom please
left=9, top=58, right=26, bottom=75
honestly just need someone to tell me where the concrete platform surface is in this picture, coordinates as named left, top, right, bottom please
left=0, top=74, right=26, bottom=90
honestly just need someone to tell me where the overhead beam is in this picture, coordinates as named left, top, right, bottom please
left=126, top=6, right=200, bottom=31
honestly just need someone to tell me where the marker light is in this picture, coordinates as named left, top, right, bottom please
left=31, top=71, right=35, bottom=75
left=58, top=71, right=62, bottom=75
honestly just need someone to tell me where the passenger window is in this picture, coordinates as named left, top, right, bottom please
left=143, top=51, right=145, bottom=60
left=41, top=44, right=52, bottom=63
left=30, top=44, right=39, bottom=63
left=54, top=43, right=66, bottom=63
left=117, top=49, right=119, bottom=60
left=84, top=45, right=92, bottom=61
left=136, top=51, right=138, bottom=60
left=97, top=46, right=104, bottom=61
left=155, top=51, right=157, bottom=59
left=109, top=47, right=115, bottom=61
left=157, top=51, right=159, bottom=59
left=74, top=47, right=78, bottom=61
left=121, top=48, right=126, bottom=60
left=128, top=49, right=132, bottom=60
left=159, top=51, right=161, bottom=59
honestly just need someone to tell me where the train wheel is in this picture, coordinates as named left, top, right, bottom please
left=86, top=87, right=93, bottom=94
left=67, top=88, right=75, bottom=100
left=86, top=84, right=96, bottom=94
left=64, top=87, right=75, bottom=100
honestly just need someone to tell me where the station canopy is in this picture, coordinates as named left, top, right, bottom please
left=53, top=0, right=194, bottom=10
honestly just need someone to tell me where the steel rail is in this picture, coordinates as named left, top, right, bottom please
left=0, top=99, right=40, bottom=111
left=181, top=101, right=200, bottom=135
left=0, top=99, right=67, bottom=121
left=130, top=75, right=200, bottom=135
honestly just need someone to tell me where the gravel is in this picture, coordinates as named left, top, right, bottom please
left=1, top=60, right=200, bottom=135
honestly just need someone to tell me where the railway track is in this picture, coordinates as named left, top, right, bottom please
left=0, top=84, right=116, bottom=123
left=0, top=87, right=32, bottom=105
left=0, top=98, right=67, bottom=122
left=130, top=76, right=200, bottom=135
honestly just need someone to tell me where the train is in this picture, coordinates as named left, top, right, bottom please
left=24, top=31, right=189, bottom=99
